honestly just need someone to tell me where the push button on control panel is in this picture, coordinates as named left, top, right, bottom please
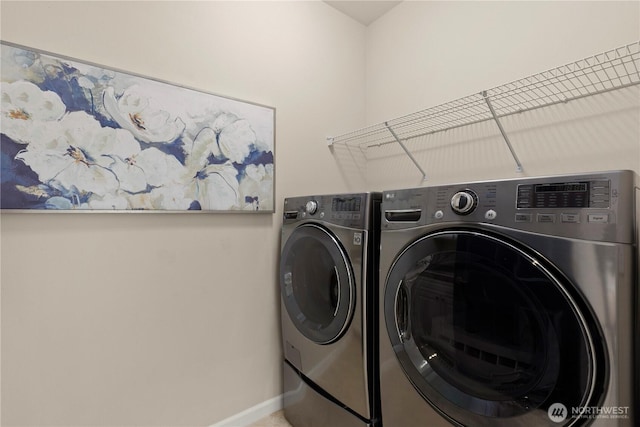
left=515, top=213, right=532, bottom=223
left=484, top=210, right=497, bottom=220
left=537, top=213, right=556, bottom=223
left=561, top=213, right=580, bottom=223
left=588, top=213, right=609, bottom=223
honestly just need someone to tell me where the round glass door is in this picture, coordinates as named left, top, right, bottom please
left=280, top=223, right=355, bottom=344
left=384, top=230, right=606, bottom=426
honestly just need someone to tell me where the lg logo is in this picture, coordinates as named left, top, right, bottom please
left=548, top=403, right=568, bottom=423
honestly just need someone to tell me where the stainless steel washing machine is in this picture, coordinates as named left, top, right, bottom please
left=378, top=170, right=638, bottom=426
left=280, top=193, right=381, bottom=427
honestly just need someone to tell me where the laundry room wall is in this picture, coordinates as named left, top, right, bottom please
left=0, top=1, right=365, bottom=426
left=349, top=1, right=640, bottom=190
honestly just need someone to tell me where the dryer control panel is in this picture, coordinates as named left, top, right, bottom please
left=283, top=193, right=380, bottom=230
left=382, top=170, right=637, bottom=244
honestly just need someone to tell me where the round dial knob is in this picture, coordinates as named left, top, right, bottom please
left=305, top=200, right=318, bottom=215
left=450, top=190, right=477, bottom=215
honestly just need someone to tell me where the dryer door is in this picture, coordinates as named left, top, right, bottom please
left=384, top=229, right=606, bottom=426
left=280, top=223, right=355, bottom=344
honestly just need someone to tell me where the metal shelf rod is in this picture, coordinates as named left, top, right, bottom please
left=385, top=122, right=428, bottom=181
left=482, top=91, right=523, bottom=173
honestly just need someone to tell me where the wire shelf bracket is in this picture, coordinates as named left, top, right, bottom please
left=327, top=40, right=640, bottom=180
left=385, top=121, right=428, bottom=181
left=482, top=91, right=523, bottom=173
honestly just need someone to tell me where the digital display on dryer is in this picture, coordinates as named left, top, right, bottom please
left=332, top=196, right=362, bottom=212
left=535, top=183, right=588, bottom=193
left=517, top=181, right=593, bottom=208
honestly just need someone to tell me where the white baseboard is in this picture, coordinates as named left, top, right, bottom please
left=211, top=395, right=284, bottom=427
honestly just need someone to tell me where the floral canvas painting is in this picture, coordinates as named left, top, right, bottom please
left=1, top=42, right=275, bottom=212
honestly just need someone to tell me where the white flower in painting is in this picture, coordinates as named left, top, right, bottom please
left=148, top=183, right=194, bottom=210
left=109, top=147, right=185, bottom=193
left=1, top=80, right=66, bottom=144
left=14, top=111, right=139, bottom=197
left=239, top=164, right=273, bottom=210
left=103, top=85, right=185, bottom=144
left=185, top=127, right=223, bottom=170
left=1, top=46, right=45, bottom=84
left=187, top=161, right=239, bottom=210
left=123, top=183, right=194, bottom=210
left=87, top=192, right=131, bottom=210
left=211, top=113, right=256, bottom=163
left=183, top=112, right=257, bottom=165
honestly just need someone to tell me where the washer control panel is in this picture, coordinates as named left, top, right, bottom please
left=382, top=170, right=636, bottom=243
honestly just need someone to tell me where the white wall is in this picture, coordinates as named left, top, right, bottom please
left=355, top=0, right=640, bottom=189
left=0, top=1, right=365, bottom=426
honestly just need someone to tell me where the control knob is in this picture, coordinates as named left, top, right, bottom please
left=305, top=200, right=318, bottom=215
left=450, top=190, right=477, bottom=215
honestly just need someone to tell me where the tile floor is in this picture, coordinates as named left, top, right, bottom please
left=247, top=410, right=292, bottom=427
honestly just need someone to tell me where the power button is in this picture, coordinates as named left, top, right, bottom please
left=484, top=210, right=497, bottom=220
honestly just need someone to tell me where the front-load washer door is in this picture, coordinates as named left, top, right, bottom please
left=384, top=229, right=606, bottom=427
left=280, top=223, right=355, bottom=345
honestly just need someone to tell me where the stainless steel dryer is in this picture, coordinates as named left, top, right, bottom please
left=280, top=193, right=381, bottom=427
left=378, top=170, right=638, bottom=426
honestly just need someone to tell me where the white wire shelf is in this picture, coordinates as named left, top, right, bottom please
left=327, top=41, right=640, bottom=178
